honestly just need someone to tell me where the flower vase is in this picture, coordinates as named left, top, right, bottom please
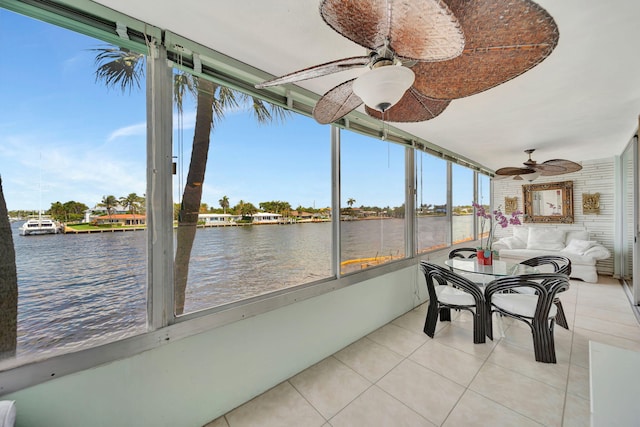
left=477, top=249, right=493, bottom=265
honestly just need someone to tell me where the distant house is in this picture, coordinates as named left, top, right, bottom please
left=94, top=213, right=146, bottom=226
left=252, top=212, right=282, bottom=224
left=290, top=210, right=313, bottom=221
left=433, top=204, right=447, bottom=214
left=84, top=205, right=128, bottom=223
left=198, top=213, right=239, bottom=225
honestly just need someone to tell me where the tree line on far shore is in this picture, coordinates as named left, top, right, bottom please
left=8, top=196, right=474, bottom=222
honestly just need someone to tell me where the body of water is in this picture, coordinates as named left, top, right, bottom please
left=8, top=215, right=474, bottom=358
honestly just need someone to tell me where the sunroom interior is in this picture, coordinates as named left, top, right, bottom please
left=1, top=0, right=639, bottom=426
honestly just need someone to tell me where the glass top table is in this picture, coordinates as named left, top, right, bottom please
left=444, top=258, right=539, bottom=284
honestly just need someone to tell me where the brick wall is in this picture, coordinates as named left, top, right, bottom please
left=492, top=157, right=615, bottom=276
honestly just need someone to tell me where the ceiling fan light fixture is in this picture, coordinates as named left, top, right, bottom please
left=352, top=65, right=415, bottom=112
left=523, top=171, right=540, bottom=182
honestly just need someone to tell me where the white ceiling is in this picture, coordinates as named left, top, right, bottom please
left=94, top=0, right=640, bottom=172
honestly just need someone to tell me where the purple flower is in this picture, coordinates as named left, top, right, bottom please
left=472, top=202, right=523, bottom=251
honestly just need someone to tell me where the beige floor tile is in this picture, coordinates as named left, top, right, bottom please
left=445, top=309, right=478, bottom=332
left=442, top=390, right=542, bottom=427
left=567, top=363, right=590, bottom=400
left=576, top=295, right=631, bottom=312
left=330, top=386, right=435, bottom=427
left=499, top=323, right=572, bottom=363
left=289, top=356, right=370, bottom=419
left=377, top=359, right=465, bottom=425
left=569, top=328, right=640, bottom=369
left=333, top=337, right=403, bottom=382
left=574, top=314, right=640, bottom=341
left=392, top=303, right=428, bottom=332
left=367, top=323, right=428, bottom=357
left=488, top=341, right=570, bottom=389
left=469, top=362, right=566, bottom=426
left=225, top=382, right=325, bottom=427
left=410, top=339, right=485, bottom=386
left=563, top=393, right=591, bottom=427
left=202, top=416, right=229, bottom=427
left=575, top=305, right=639, bottom=327
left=432, top=324, right=497, bottom=359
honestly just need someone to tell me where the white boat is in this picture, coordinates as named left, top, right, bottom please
left=19, top=215, right=61, bottom=236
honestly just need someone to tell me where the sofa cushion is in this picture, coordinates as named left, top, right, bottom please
left=497, top=236, right=527, bottom=249
left=527, top=228, right=566, bottom=251
left=565, top=230, right=589, bottom=245
left=562, top=239, right=598, bottom=255
left=513, top=226, right=529, bottom=243
left=498, top=248, right=598, bottom=266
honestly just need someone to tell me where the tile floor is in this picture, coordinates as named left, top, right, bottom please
left=205, top=276, right=640, bottom=427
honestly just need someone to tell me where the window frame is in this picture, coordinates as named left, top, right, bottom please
left=0, top=0, right=493, bottom=394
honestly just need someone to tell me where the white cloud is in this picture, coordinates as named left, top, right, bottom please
left=107, top=122, right=146, bottom=142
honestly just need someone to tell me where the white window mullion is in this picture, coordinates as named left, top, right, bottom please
left=146, top=40, right=174, bottom=329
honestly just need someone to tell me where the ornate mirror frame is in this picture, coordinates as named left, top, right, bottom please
left=523, top=181, right=574, bottom=223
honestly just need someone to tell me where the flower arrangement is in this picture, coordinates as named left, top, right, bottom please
left=472, top=202, right=522, bottom=258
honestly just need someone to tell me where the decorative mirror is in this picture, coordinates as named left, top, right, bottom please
left=523, top=181, right=574, bottom=223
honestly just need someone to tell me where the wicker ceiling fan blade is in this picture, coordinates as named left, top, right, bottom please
left=320, top=0, right=465, bottom=61
left=255, top=56, right=370, bottom=89
left=364, top=88, right=450, bottom=122
left=312, top=79, right=363, bottom=124
left=412, top=0, right=558, bottom=99
left=495, top=167, right=537, bottom=176
left=496, top=150, right=582, bottom=178
left=536, top=159, right=583, bottom=175
left=412, top=46, right=556, bottom=99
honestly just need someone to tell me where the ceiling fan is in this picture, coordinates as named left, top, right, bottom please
left=255, top=0, right=559, bottom=125
left=494, top=149, right=583, bottom=180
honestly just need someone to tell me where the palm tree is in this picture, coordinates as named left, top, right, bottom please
left=219, top=196, right=229, bottom=214
left=119, top=193, right=144, bottom=214
left=99, top=195, right=119, bottom=221
left=0, top=177, right=18, bottom=357
left=94, top=46, right=289, bottom=314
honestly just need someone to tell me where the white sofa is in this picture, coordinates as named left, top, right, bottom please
left=492, top=226, right=611, bottom=283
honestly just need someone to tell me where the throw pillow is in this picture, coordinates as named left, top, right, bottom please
left=499, top=236, right=527, bottom=249
left=583, top=245, right=611, bottom=260
left=562, top=239, right=597, bottom=255
left=527, top=228, right=566, bottom=250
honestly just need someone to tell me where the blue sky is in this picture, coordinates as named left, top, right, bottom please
left=0, top=9, right=474, bottom=212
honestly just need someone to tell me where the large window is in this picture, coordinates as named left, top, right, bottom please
left=340, top=132, right=406, bottom=273
left=0, top=2, right=491, bottom=383
left=452, top=164, right=474, bottom=244
left=171, top=75, right=332, bottom=315
left=415, top=151, right=449, bottom=253
left=0, top=10, right=147, bottom=365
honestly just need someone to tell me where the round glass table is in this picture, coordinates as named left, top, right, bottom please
left=444, top=258, right=539, bottom=285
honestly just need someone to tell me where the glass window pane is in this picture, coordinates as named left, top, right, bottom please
left=172, top=74, right=332, bottom=315
left=0, top=11, right=147, bottom=365
left=477, top=174, right=491, bottom=241
left=416, top=152, right=449, bottom=253
left=452, top=164, right=474, bottom=244
left=340, top=132, right=405, bottom=273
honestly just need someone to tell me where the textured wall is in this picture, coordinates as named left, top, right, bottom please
left=492, top=157, right=615, bottom=276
